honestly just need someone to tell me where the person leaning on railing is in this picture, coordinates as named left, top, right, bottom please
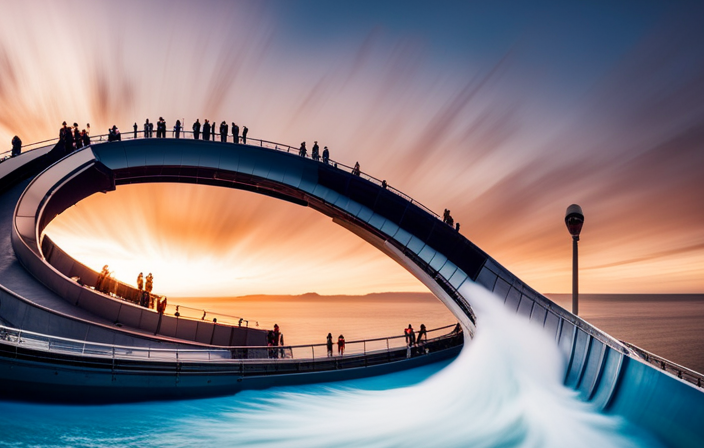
left=327, top=333, right=333, bottom=357
left=417, top=324, right=427, bottom=345
left=337, top=334, right=346, bottom=356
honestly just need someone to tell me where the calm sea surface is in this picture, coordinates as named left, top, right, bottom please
left=177, top=292, right=704, bottom=373
left=174, top=293, right=459, bottom=347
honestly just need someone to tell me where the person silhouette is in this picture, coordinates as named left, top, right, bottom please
left=203, top=119, right=211, bottom=141
left=337, top=334, right=346, bottom=356
left=232, top=122, right=239, bottom=143
left=242, top=126, right=248, bottom=144
left=326, top=333, right=333, bottom=357
left=193, top=119, right=201, bottom=140
left=220, top=121, right=228, bottom=142
left=322, top=146, right=329, bottom=164
left=11, top=136, right=22, bottom=157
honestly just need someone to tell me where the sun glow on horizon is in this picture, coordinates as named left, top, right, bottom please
left=44, top=183, right=428, bottom=298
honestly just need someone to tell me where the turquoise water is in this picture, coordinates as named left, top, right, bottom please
left=0, top=362, right=445, bottom=447
left=0, top=357, right=659, bottom=448
left=0, top=286, right=666, bottom=448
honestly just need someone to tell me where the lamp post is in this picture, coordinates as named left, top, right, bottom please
left=565, top=204, right=584, bottom=315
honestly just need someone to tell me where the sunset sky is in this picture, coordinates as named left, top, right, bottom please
left=2, top=1, right=703, bottom=296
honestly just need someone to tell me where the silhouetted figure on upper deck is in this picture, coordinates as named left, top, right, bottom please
left=149, top=121, right=154, bottom=138
left=443, top=209, right=454, bottom=227
left=133, top=123, right=138, bottom=139
left=73, top=124, right=81, bottom=150
left=220, top=121, right=228, bottom=142
left=81, top=130, right=90, bottom=147
left=174, top=120, right=182, bottom=139
left=75, top=132, right=83, bottom=150
left=352, top=161, right=360, bottom=176
left=136, top=272, right=144, bottom=291
left=327, top=333, right=333, bottom=357
left=156, top=117, right=166, bottom=138
left=202, top=120, right=211, bottom=141
left=63, top=124, right=74, bottom=154
left=299, top=142, right=307, bottom=157
left=232, top=123, right=239, bottom=143
left=312, top=141, right=319, bottom=161
left=145, top=273, right=153, bottom=295
left=193, top=119, right=201, bottom=140
left=11, top=135, right=21, bottom=157
left=322, top=146, right=329, bottom=164
left=144, top=119, right=151, bottom=138
left=241, top=126, right=248, bottom=144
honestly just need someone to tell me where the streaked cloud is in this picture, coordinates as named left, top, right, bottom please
left=2, top=1, right=702, bottom=295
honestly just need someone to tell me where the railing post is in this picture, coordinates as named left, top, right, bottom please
left=364, top=340, right=366, bottom=355
left=312, top=346, right=315, bottom=360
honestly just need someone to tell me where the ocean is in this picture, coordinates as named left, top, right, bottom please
left=0, top=290, right=699, bottom=447
left=175, top=292, right=704, bottom=373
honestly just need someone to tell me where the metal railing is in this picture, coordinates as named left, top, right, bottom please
left=166, top=302, right=258, bottom=328
left=2, top=126, right=442, bottom=219
left=0, top=323, right=461, bottom=363
left=621, top=340, right=704, bottom=389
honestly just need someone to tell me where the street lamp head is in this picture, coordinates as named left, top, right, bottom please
left=565, top=204, right=584, bottom=240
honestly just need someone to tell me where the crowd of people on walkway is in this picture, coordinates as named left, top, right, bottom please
left=326, top=333, right=346, bottom=356
left=443, top=209, right=460, bottom=232
left=58, top=122, right=92, bottom=153
left=189, top=118, right=249, bottom=143
left=404, top=323, right=429, bottom=357
left=298, top=141, right=332, bottom=165
left=135, top=272, right=166, bottom=312
left=92, top=265, right=166, bottom=312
